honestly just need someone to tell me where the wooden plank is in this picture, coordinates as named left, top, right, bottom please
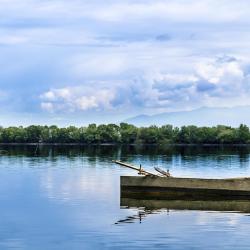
left=121, top=176, right=250, bottom=190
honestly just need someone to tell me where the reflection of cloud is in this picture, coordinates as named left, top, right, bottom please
left=195, top=212, right=241, bottom=227
left=39, top=166, right=118, bottom=202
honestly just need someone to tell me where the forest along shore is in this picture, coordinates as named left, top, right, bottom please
left=0, top=123, right=249, bottom=145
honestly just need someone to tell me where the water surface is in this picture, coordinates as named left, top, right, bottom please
left=1, top=145, right=250, bottom=249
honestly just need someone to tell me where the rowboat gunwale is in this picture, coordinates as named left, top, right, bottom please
left=121, top=176, right=250, bottom=200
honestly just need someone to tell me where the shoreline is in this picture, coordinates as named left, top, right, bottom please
left=0, top=143, right=250, bottom=146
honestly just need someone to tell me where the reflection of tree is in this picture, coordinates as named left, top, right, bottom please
left=0, top=145, right=250, bottom=170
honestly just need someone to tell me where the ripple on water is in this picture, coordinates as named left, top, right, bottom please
left=0, top=145, right=250, bottom=249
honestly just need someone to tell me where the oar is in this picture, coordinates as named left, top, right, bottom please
left=112, top=160, right=158, bottom=176
left=154, top=167, right=171, bottom=177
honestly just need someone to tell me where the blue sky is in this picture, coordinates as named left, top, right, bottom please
left=1, top=0, right=250, bottom=126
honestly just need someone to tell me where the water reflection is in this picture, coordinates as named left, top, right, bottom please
left=121, top=198, right=250, bottom=214
left=118, top=195, right=250, bottom=226
left=1, top=145, right=250, bottom=249
left=115, top=209, right=160, bottom=225
left=1, top=144, right=250, bottom=158
left=0, top=144, right=250, bottom=170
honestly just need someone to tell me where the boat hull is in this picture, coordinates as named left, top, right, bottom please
left=121, top=176, right=250, bottom=200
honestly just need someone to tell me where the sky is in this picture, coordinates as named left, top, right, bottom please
left=1, top=0, right=250, bottom=126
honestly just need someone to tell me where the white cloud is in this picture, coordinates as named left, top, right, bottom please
left=75, top=96, right=98, bottom=110
left=87, top=1, right=249, bottom=23
left=41, top=91, right=56, bottom=101
left=41, top=102, right=54, bottom=112
left=40, top=56, right=250, bottom=114
left=159, top=58, right=250, bottom=108
left=40, top=87, right=115, bottom=112
left=0, top=35, right=28, bottom=45
left=2, top=0, right=250, bottom=119
left=3, top=0, right=248, bottom=23
left=121, top=56, right=250, bottom=111
left=71, top=53, right=129, bottom=77
left=196, top=59, right=244, bottom=85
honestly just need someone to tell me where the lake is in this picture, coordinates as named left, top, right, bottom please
left=1, top=145, right=250, bottom=249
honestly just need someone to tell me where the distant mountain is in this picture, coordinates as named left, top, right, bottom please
left=124, top=106, right=250, bottom=127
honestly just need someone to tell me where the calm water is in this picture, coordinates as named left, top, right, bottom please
left=1, top=145, right=250, bottom=249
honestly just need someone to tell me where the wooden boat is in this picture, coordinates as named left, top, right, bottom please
left=121, top=176, right=250, bottom=200
left=113, top=160, right=250, bottom=200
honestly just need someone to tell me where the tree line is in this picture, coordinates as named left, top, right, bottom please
left=0, top=123, right=249, bottom=144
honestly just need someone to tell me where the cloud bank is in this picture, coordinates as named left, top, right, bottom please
left=1, top=0, right=250, bottom=124
left=40, top=56, right=250, bottom=113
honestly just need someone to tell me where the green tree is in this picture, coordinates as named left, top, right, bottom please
left=120, top=123, right=138, bottom=143
left=236, top=124, right=250, bottom=143
left=137, top=126, right=159, bottom=144
left=216, top=126, right=237, bottom=144
left=85, top=124, right=98, bottom=143
left=26, top=125, right=43, bottom=143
